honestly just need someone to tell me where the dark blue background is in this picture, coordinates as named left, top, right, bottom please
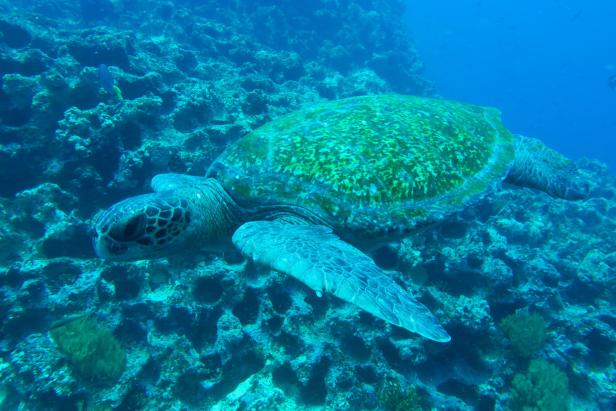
left=406, top=0, right=616, bottom=171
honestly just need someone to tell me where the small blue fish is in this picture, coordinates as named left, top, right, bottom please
left=609, top=74, right=616, bottom=92
left=98, top=64, right=123, bottom=100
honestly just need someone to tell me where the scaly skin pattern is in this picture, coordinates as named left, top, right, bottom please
left=210, top=94, right=515, bottom=234
left=233, top=221, right=451, bottom=342
left=506, top=135, right=588, bottom=200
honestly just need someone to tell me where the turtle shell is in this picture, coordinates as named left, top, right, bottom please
left=208, top=94, right=515, bottom=234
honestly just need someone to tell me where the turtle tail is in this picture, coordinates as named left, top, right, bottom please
left=506, top=135, right=589, bottom=200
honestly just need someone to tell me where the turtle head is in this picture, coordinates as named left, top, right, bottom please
left=93, top=193, right=193, bottom=260
left=93, top=175, right=238, bottom=261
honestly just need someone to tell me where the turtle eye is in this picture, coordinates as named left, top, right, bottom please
left=124, top=215, right=145, bottom=240
left=109, top=215, right=146, bottom=242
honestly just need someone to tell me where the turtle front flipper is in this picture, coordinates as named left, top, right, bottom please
left=232, top=221, right=451, bottom=343
left=506, top=135, right=589, bottom=199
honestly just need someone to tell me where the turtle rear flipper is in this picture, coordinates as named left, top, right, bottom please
left=507, top=135, right=589, bottom=199
left=232, top=220, right=451, bottom=343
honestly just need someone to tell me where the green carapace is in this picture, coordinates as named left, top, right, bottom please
left=213, top=94, right=515, bottom=235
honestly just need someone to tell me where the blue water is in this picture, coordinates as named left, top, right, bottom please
left=406, top=0, right=616, bottom=171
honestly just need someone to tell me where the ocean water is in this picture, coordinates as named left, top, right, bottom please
left=0, top=1, right=615, bottom=410
left=406, top=0, right=616, bottom=171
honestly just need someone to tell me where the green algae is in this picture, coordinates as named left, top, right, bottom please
left=501, top=312, right=547, bottom=358
left=378, top=379, right=423, bottom=411
left=50, top=316, right=126, bottom=384
left=509, top=358, right=570, bottom=411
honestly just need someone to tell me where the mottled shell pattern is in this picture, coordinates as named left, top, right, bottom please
left=208, top=94, right=515, bottom=234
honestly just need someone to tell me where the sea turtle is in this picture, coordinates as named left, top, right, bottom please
left=93, top=94, right=587, bottom=343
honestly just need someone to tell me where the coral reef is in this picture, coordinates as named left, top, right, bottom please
left=0, top=0, right=428, bottom=201
left=0, top=0, right=614, bottom=410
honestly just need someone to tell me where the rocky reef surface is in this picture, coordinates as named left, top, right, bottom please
left=0, top=0, right=615, bottom=410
